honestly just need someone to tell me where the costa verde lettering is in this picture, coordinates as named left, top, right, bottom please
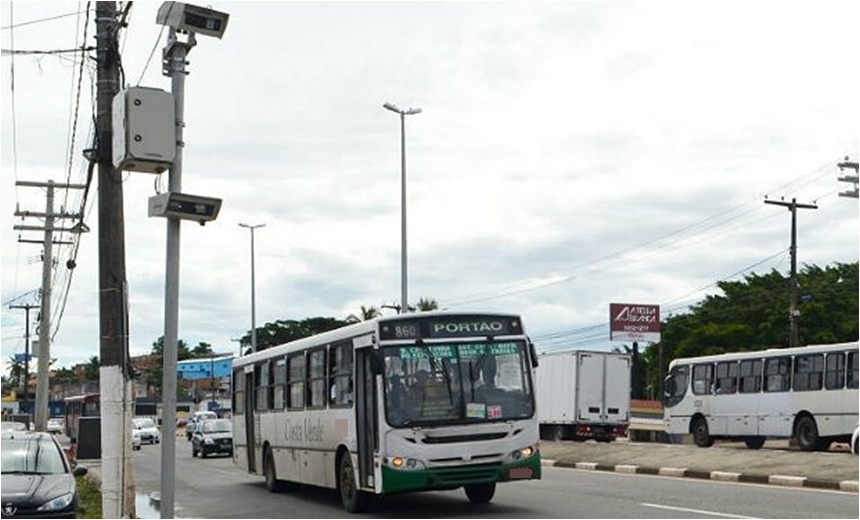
left=284, top=418, right=325, bottom=443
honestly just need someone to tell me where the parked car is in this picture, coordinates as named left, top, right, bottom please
left=46, top=417, right=66, bottom=435
left=191, top=418, right=233, bottom=458
left=185, top=411, right=217, bottom=440
left=1, top=430, right=88, bottom=518
left=132, top=417, right=161, bottom=445
left=132, top=429, right=142, bottom=451
left=1, top=421, right=27, bottom=432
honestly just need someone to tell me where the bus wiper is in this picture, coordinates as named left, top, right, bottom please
left=417, top=340, right=454, bottom=406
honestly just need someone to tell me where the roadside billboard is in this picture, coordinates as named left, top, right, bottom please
left=610, top=303, right=660, bottom=342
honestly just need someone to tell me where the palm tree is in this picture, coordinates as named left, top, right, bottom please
left=416, top=298, right=439, bottom=312
left=346, top=306, right=381, bottom=323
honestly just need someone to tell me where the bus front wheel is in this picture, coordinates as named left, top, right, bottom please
left=338, top=453, right=368, bottom=513
left=692, top=418, right=714, bottom=448
left=464, top=483, right=496, bottom=504
left=795, top=415, right=820, bottom=452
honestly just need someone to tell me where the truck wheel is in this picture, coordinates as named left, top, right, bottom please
left=744, top=436, right=765, bottom=450
left=552, top=425, right=564, bottom=442
left=464, top=483, right=495, bottom=504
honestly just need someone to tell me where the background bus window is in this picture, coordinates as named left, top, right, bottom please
left=692, top=364, right=713, bottom=395
left=764, top=356, right=791, bottom=392
left=288, top=353, right=305, bottom=410
left=824, top=352, right=845, bottom=390
left=793, top=354, right=824, bottom=391
left=848, top=351, right=859, bottom=389
left=715, top=361, right=738, bottom=394
left=739, top=359, right=762, bottom=393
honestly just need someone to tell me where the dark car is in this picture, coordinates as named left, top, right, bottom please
left=1, top=430, right=88, bottom=519
left=191, top=418, right=233, bottom=458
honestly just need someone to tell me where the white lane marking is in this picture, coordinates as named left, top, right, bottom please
left=642, top=502, right=761, bottom=519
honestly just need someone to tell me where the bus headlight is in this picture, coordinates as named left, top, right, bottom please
left=386, top=456, right=425, bottom=471
left=507, top=444, right=537, bottom=462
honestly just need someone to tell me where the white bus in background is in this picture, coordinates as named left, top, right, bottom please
left=663, top=341, right=858, bottom=451
left=231, top=311, right=541, bottom=512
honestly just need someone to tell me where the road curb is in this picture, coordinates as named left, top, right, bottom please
left=541, top=458, right=858, bottom=493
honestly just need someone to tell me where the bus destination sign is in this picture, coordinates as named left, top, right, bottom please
left=380, top=315, right=523, bottom=341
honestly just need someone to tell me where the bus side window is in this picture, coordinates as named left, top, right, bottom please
left=329, top=342, right=354, bottom=406
left=692, top=363, right=712, bottom=395
left=848, top=351, right=859, bottom=389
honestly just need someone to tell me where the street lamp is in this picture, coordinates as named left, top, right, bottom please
left=383, top=102, right=421, bottom=314
left=239, top=223, right=265, bottom=353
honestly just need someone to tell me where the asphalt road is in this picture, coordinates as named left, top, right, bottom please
left=70, top=435, right=858, bottom=518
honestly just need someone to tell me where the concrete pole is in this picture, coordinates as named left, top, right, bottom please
left=160, top=27, right=194, bottom=519
left=35, top=181, right=54, bottom=432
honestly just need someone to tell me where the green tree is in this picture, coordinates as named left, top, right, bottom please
left=191, top=342, right=214, bottom=357
left=150, top=336, right=192, bottom=360
left=641, top=261, right=858, bottom=398
left=239, top=317, right=351, bottom=352
left=83, top=356, right=100, bottom=381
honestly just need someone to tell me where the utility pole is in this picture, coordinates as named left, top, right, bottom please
left=764, top=197, right=817, bottom=348
left=837, top=157, right=859, bottom=199
left=95, top=2, right=134, bottom=518
left=9, top=303, right=38, bottom=427
left=14, top=180, right=84, bottom=431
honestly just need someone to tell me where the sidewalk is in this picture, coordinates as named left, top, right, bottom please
left=539, top=439, right=859, bottom=492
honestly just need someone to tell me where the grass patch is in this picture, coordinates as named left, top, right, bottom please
left=75, top=474, right=102, bottom=519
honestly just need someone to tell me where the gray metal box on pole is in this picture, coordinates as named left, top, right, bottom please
left=113, top=87, right=176, bottom=174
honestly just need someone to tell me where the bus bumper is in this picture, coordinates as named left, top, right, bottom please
left=381, top=453, right=541, bottom=494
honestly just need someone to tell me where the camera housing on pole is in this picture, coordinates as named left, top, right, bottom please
left=148, top=192, right=222, bottom=225
left=156, top=2, right=230, bottom=39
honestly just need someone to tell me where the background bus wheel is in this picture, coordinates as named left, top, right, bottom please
left=744, top=436, right=765, bottom=450
left=795, top=415, right=820, bottom=452
left=339, top=453, right=367, bottom=513
left=464, top=483, right=496, bottom=504
left=264, top=447, right=285, bottom=492
left=692, top=418, right=714, bottom=448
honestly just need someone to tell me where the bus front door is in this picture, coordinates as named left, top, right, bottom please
left=244, top=369, right=256, bottom=473
left=355, top=348, right=378, bottom=489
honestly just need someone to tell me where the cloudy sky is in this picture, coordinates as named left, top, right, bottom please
left=2, top=1, right=858, bottom=373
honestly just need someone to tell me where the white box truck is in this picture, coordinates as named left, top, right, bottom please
left=535, top=350, right=631, bottom=442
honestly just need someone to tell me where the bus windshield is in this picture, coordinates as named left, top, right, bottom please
left=383, top=340, right=534, bottom=427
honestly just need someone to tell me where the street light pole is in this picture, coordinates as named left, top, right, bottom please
left=239, top=223, right=265, bottom=353
left=383, top=102, right=421, bottom=314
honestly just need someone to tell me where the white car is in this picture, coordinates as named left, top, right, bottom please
left=851, top=423, right=858, bottom=456
left=132, top=417, right=161, bottom=445
left=132, top=430, right=142, bottom=450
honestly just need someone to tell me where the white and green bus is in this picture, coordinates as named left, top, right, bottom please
left=231, top=311, right=541, bottom=512
left=663, top=341, right=858, bottom=451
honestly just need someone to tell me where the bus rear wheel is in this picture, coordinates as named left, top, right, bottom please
left=338, top=453, right=368, bottom=513
left=464, top=483, right=496, bottom=504
left=795, top=415, right=820, bottom=452
left=264, top=447, right=285, bottom=492
left=692, top=418, right=714, bottom=448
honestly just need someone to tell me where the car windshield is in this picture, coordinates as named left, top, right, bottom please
left=133, top=418, right=155, bottom=429
left=202, top=419, right=231, bottom=434
left=383, top=340, right=535, bottom=427
left=1, top=436, right=68, bottom=475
